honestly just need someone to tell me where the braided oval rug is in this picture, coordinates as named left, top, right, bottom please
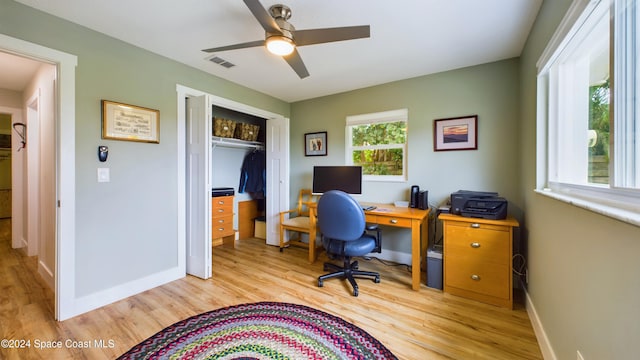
left=118, top=301, right=397, bottom=360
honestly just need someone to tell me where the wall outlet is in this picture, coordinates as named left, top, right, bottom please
left=577, top=350, right=585, bottom=360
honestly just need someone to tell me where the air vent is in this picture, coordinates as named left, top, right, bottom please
left=208, top=56, right=235, bottom=68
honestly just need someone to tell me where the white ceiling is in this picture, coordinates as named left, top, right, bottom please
left=10, top=0, right=542, bottom=102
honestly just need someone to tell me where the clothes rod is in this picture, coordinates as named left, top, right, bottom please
left=211, top=136, right=264, bottom=150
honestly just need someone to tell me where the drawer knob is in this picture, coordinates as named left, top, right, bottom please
left=471, top=223, right=480, bottom=228
left=218, top=219, right=225, bottom=223
left=471, top=274, right=481, bottom=281
left=218, top=201, right=225, bottom=205
left=470, top=242, right=481, bottom=248
left=217, top=228, right=224, bottom=231
left=390, top=219, right=398, bottom=224
left=218, top=209, right=224, bottom=213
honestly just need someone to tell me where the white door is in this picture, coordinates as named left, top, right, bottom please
left=265, top=117, right=289, bottom=246
left=185, top=95, right=212, bottom=279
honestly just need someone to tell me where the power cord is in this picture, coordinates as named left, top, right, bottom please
left=512, top=253, right=527, bottom=279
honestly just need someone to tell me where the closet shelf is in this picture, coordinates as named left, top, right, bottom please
left=212, top=136, right=264, bottom=150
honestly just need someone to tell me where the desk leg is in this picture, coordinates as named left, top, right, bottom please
left=411, top=219, right=422, bottom=291
left=308, top=208, right=317, bottom=263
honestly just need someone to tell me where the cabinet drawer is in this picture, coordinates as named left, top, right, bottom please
left=445, top=256, right=510, bottom=299
left=212, top=196, right=233, bottom=209
left=370, top=214, right=412, bottom=228
left=445, top=225, right=511, bottom=265
left=212, top=215, right=234, bottom=237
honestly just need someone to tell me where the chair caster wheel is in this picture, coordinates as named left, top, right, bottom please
left=374, top=276, right=381, bottom=283
left=318, top=280, right=323, bottom=287
left=353, top=289, right=359, bottom=297
left=279, top=248, right=283, bottom=252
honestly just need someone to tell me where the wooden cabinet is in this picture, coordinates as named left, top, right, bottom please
left=440, top=214, right=519, bottom=308
left=211, top=195, right=235, bottom=247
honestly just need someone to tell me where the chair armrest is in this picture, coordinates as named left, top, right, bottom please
left=365, top=224, right=382, bottom=253
left=279, top=209, right=298, bottom=221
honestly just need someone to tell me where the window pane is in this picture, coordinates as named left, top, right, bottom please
left=554, top=2, right=609, bottom=186
left=351, top=121, right=406, bottom=146
left=588, top=80, right=610, bottom=184
left=352, top=149, right=403, bottom=176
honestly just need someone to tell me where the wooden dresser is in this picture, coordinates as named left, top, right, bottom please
left=439, top=213, right=519, bottom=308
left=211, top=195, right=235, bottom=247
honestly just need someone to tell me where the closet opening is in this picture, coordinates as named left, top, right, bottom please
left=211, top=105, right=267, bottom=245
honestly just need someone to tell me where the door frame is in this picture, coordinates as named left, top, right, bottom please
left=0, top=34, right=78, bottom=320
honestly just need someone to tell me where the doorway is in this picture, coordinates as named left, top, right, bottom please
left=177, top=85, right=290, bottom=278
left=0, top=34, right=77, bottom=320
left=0, top=50, right=56, bottom=292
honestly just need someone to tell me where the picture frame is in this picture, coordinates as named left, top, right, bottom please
left=304, top=131, right=327, bottom=156
left=433, top=115, right=478, bottom=151
left=102, top=100, right=160, bottom=143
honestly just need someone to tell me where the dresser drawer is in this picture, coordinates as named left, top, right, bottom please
left=445, top=256, right=510, bottom=299
left=212, top=195, right=233, bottom=210
left=212, top=214, right=234, bottom=237
left=445, top=224, right=511, bottom=265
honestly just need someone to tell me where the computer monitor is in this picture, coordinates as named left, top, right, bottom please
left=312, top=166, right=362, bottom=195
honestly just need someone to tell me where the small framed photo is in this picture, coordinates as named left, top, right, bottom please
left=102, top=100, right=160, bottom=143
left=304, top=131, right=327, bottom=156
left=433, top=115, right=478, bottom=151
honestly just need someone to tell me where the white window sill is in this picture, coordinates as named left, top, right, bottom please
left=534, top=188, right=640, bottom=227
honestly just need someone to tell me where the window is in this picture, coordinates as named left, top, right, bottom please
left=346, top=109, right=408, bottom=181
left=537, top=0, right=640, bottom=223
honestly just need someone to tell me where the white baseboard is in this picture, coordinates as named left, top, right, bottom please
left=524, top=285, right=557, bottom=360
left=365, top=249, right=412, bottom=267
left=61, top=267, right=184, bottom=320
left=38, top=260, right=54, bottom=291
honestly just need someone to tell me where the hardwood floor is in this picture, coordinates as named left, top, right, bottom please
left=0, top=218, right=542, bottom=359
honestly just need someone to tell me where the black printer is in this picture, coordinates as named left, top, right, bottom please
left=450, top=190, right=508, bottom=220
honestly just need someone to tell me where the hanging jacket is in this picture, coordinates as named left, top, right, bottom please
left=238, top=149, right=266, bottom=195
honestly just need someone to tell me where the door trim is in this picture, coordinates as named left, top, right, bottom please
left=0, top=34, right=78, bottom=320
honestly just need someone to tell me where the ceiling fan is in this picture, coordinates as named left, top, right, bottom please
left=202, top=0, right=370, bottom=79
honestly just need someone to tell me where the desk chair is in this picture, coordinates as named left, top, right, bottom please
left=279, top=189, right=319, bottom=253
left=316, top=190, right=381, bottom=296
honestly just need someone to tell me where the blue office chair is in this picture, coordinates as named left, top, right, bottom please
left=316, top=190, right=381, bottom=296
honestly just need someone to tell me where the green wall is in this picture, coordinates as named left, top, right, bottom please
left=0, top=0, right=289, bottom=297
left=290, top=58, right=522, bottom=254
left=520, top=0, right=640, bottom=359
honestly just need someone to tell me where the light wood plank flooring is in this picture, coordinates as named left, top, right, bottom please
left=0, top=218, right=542, bottom=359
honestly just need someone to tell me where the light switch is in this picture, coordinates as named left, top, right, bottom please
left=97, top=168, right=110, bottom=183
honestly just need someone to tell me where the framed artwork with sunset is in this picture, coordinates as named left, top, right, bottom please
left=433, top=115, right=478, bottom=151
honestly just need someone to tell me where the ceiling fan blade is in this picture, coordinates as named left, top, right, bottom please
left=243, top=0, right=282, bottom=34
left=202, top=40, right=265, bottom=53
left=294, top=25, right=370, bottom=46
left=283, top=49, right=309, bottom=79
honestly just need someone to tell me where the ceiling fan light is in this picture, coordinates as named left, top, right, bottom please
left=266, top=36, right=295, bottom=56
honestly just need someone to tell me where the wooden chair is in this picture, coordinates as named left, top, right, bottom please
left=279, top=189, right=319, bottom=253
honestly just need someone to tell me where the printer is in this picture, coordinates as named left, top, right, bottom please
left=450, top=190, right=508, bottom=220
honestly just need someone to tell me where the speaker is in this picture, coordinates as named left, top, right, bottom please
left=409, top=185, right=420, bottom=208
left=417, top=190, right=429, bottom=210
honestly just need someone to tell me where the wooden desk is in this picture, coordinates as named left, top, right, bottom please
left=308, top=202, right=430, bottom=291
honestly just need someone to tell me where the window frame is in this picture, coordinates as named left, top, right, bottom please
left=536, top=0, right=640, bottom=226
left=345, top=108, right=408, bottom=182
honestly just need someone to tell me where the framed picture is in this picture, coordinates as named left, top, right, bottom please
left=102, top=100, right=160, bottom=143
left=433, top=115, right=478, bottom=151
left=304, top=131, right=327, bottom=156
